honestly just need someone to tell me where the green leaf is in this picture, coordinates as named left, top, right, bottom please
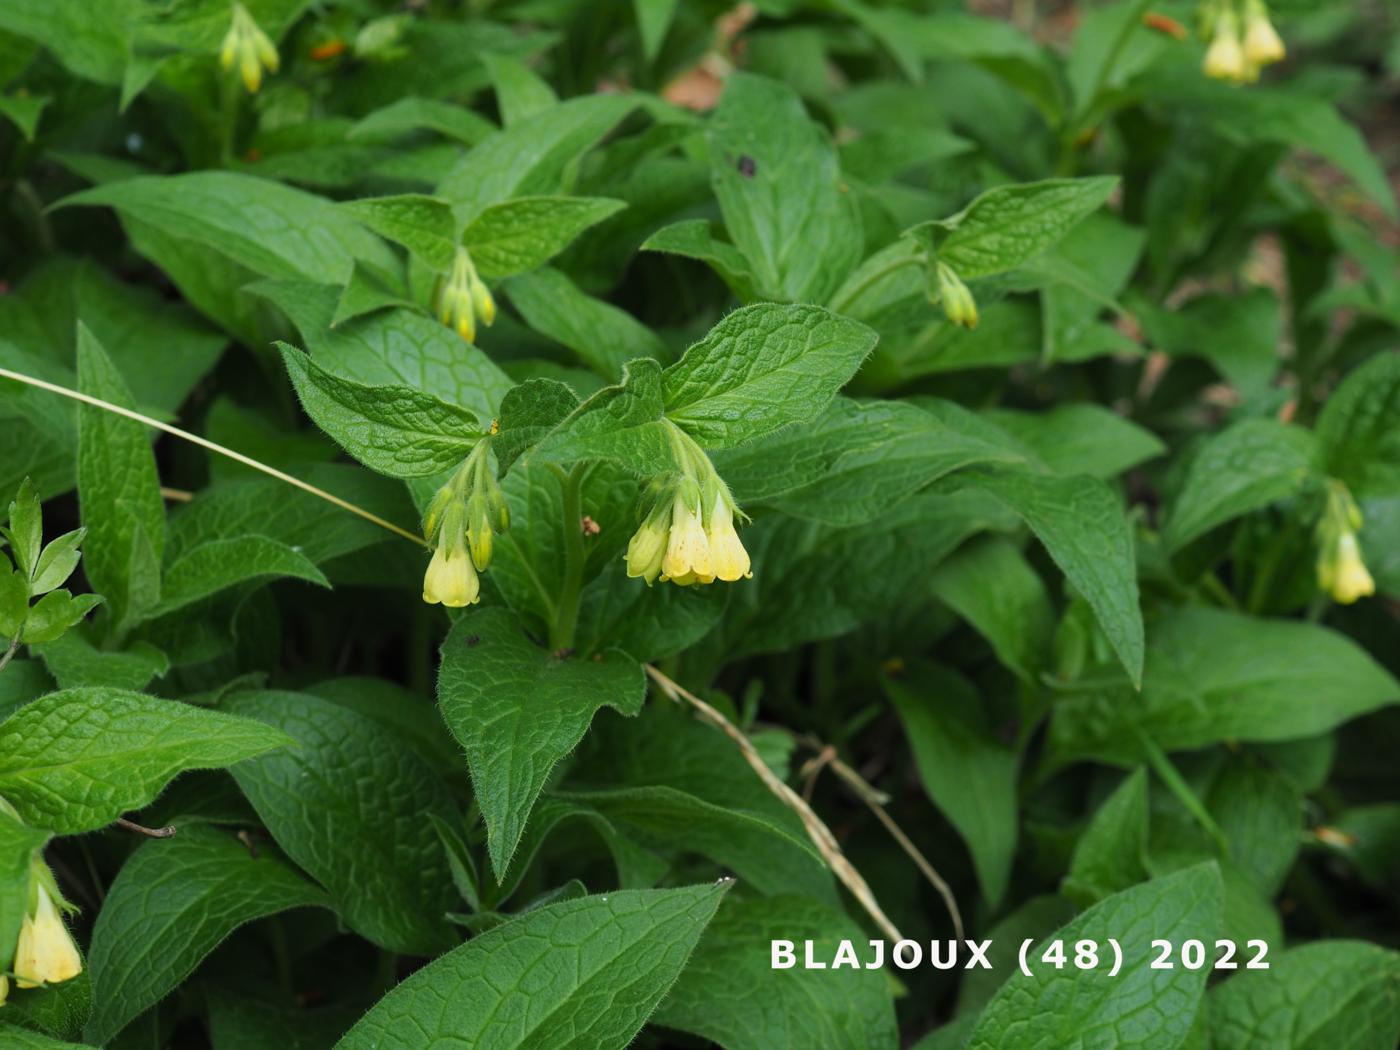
left=255, top=280, right=512, bottom=423
left=0, top=91, right=48, bottom=143
left=30, top=529, right=85, bottom=596
left=1063, top=768, right=1150, bottom=906
left=492, top=378, right=581, bottom=473
left=1315, top=352, right=1400, bottom=496
left=59, top=172, right=400, bottom=286
left=967, top=864, right=1223, bottom=1050
left=278, top=343, right=481, bottom=478
left=0, top=1024, right=93, bottom=1050
left=6, top=476, right=42, bottom=578
left=640, top=220, right=757, bottom=301
left=436, top=608, right=646, bottom=877
left=634, top=0, right=679, bottom=60
left=504, top=267, right=668, bottom=381
left=984, top=404, right=1165, bottom=480
left=462, top=196, right=626, bottom=279
left=0, top=809, right=49, bottom=973
left=338, top=194, right=459, bottom=274
left=885, top=663, right=1018, bottom=907
left=18, top=591, right=102, bottom=644
left=661, top=304, right=877, bottom=449
left=556, top=786, right=833, bottom=903
left=222, top=690, right=460, bottom=955
left=654, top=896, right=898, bottom=1050
left=929, top=536, right=1054, bottom=681
left=1050, top=607, right=1400, bottom=764
left=83, top=826, right=330, bottom=1046
left=1210, top=941, right=1400, bottom=1050
left=914, top=177, right=1118, bottom=279
left=151, top=535, right=331, bottom=617
left=714, top=398, right=1022, bottom=526
left=0, top=688, right=293, bottom=833
left=335, top=884, right=728, bottom=1050
left=967, top=468, right=1144, bottom=686
left=532, top=358, right=675, bottom=475
left=438, top=94, right=637, bottom=222
left=482, top=53, right=558, bottom=127
left=0, top=0, right=134, bottom=84
left=76, top=324, right=164, bottom=629
left=708, top=73, right=862, bottom=303
left=349, top=96, right=496, bottom=146
left=1165, top=420, right=1316, bottom=551
left=0, top=568, right=27, bottom=639
left=32, top=630, right=167, bottom=692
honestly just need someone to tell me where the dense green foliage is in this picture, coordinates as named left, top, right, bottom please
left=1, top=0, right=1399, bottom=1046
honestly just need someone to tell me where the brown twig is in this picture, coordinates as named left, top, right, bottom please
left=115, top=817, right=177, bottom=839
left=645, top=665, right=904, bottom=943
left=795, top=734, right=964, bottom=942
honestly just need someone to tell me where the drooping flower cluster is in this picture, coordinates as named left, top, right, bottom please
left=626, top=423, right=751, bottom=587
left=0, top=803, right=82, bottom=1006
left=435, top=247, right=497, bottom=344
left=1315, top=481, right=1375, bottom=605
left=1202, top=0, right=1285, bottom=84
left=219, top=3, right=280, bottom=94
left=421, top=440, right=508, bottom=608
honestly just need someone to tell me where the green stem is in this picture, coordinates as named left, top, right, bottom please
left=1132, top=725, right=1230, bottom=856
left=1055, top=0, right=1148, bottom=175
left=0, top=638, right=18, bottom=675
left=826, top=254, right=924, bottom=316
left=548, top=462, right=589, bottom=652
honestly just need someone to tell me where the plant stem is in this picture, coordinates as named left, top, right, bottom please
left=548, top=462, right=589, bottom=652
left=826, top=253, right=923, bottom=315
left=0, top=637, right=19, bottom=675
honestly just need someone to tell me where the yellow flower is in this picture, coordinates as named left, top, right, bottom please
left=1203, top=12, right=1247, bottom=83
left=471, top=274, right=497, bottom=328
left=1, top=973, right=9, bottom=1006
left=661, top=492, right=713, bottom=586
left=1321, top=532, right=1375, bottom=605
left=1243, top=0, right=1285, bottom=67
left=422, top=537, right=479, bottom=608
left=422, top=502, right=479, bottom=608
left=625, top=503, right=670, bottom=585
left=935, top=261, right=978, bottom=330
left=705, top=492, right=751, bottom=582
left=1316, top=481, right=1375, bottom=605
left=220, top=3, right=279, bottom=94
left=14, top=882, right=82, bottom=989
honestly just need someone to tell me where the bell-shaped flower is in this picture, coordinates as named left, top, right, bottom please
left=14, top=878, right=82, bottom=989
left=661, top=484, right=714, bottom=586
left=1242, top=0, right=1285, bottom=67
left=705, top=490, right=751, bottom=582
left=1203, top=11, right=1248, bottom=82
left=422, top=503, right=479, bottom=608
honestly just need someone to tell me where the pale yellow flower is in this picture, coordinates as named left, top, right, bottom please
left=1322, top=532, right=1375, bottom=605
left=220, top=4, right=279, bottom=94
left=935, top=261, right=978, bottom=330
left=422, top=528, right=479, bottom=608
left=625, top=506, right=670, bottom=585
left=661, top=494, right=713, bottom=585
left=705, top=493, right=751, bottom=582
left=1203, top=13, right=1247, bottom=82
left=1243, top=1, right=1285, bottom=67
left=14, top=883, right=82, bottom=989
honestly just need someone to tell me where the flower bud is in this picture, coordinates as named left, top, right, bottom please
left=935, top=261, right=978, bottom=330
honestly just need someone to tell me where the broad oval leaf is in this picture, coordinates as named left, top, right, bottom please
left=84, top=826, right=330, bottom=1045
left=0, top=688, right=293, bottom=834
left=967, top=864, right=1222, bottom=1050
left=222, top=690, right=460, bottom=955
left=335, top=883, right=728, bottom=1050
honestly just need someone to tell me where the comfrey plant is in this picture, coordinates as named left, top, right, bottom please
left=0, top=1, right=1398, bottom=1048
